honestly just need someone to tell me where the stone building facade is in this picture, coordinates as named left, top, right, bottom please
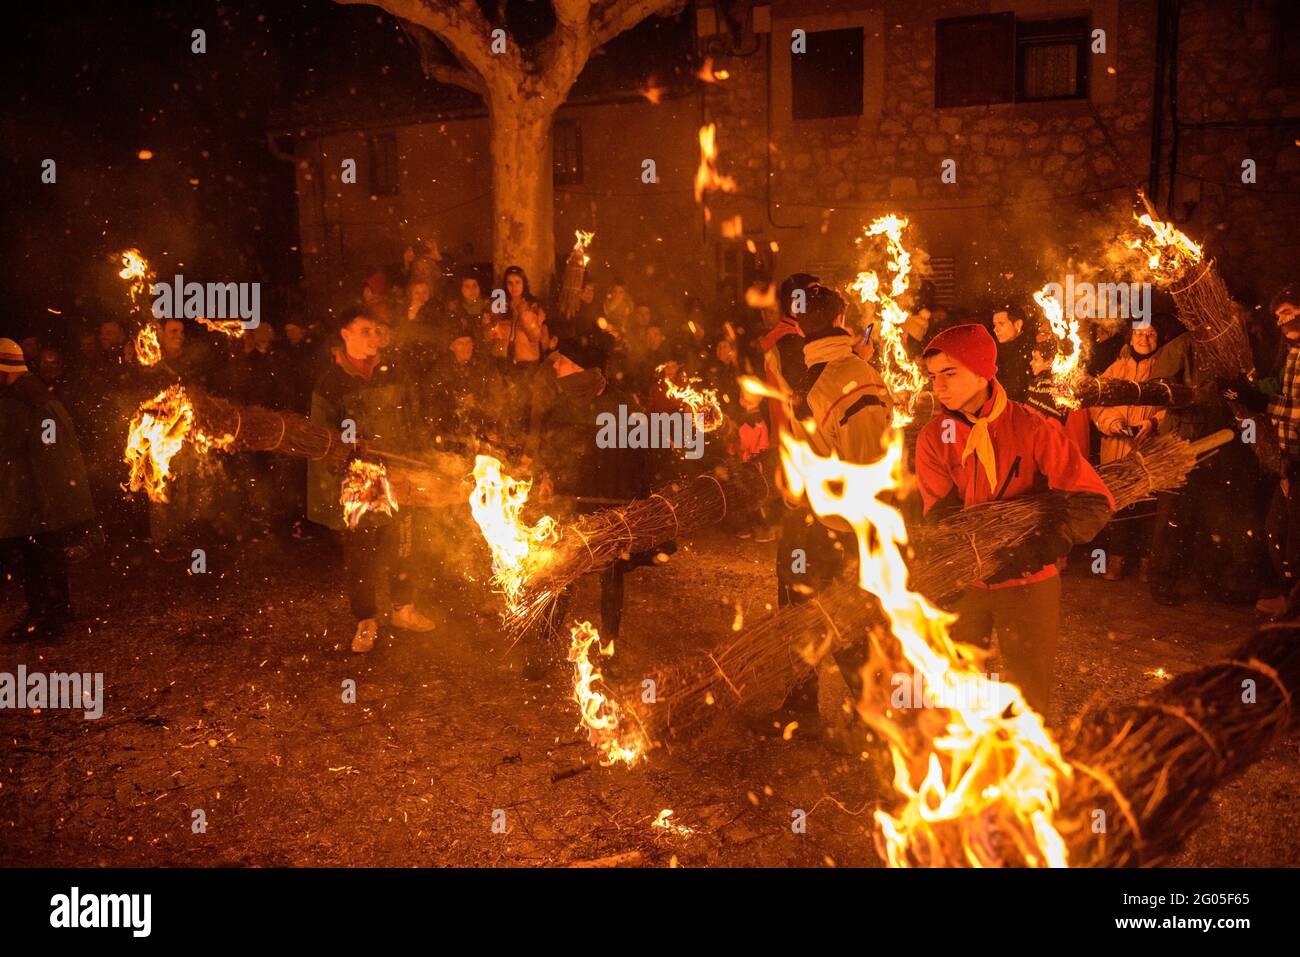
left=279, top=0, right=1298, bottom=320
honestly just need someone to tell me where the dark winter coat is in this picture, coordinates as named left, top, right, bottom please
left=307, top=350, right=420, bottom=531
left=0, top=373, right=96, bottom=539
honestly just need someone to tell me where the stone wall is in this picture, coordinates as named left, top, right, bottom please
left=701, top=0, right=1297, bottom=310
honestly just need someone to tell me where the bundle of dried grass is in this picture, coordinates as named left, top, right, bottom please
left=126, top=384, right=463, bottom=505
left=1168, top=261, right=1254, bottom=383
left=556, top=231, right=593, bottom=322
left=507, top=460, right=771, bottom=637
left=625, top=430, right=1232, bottom=746
left=1057, top=621, right=1300, bottom=866
left=1068, top=375, right=1194, bottom=409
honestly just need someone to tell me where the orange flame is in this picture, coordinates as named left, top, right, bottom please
left=124, top=385, right=195, bottom=503
left=572, top=229, right=594, bottom=268
left=196, top=316, right=247, bottom=339
left=568, top=621, right=648, bottom=767
left=1126, top=212, right=1203, bottom=282
left=1033, top=284, right=1084, bottom=409
left=118, top=248, right=164, bottom=366
left=694, top=123, right=736, bottom=224
left=780, top=430, right=1072, bottom=867
left=134, top=324, right=162, bottom=367
left=850, top=215, right=925, bottom=425
left=658, top=363, right=724, bottom=433
left=340, top=459, right=398, bottom=530
left=696, top=58, right=730, bottom=83
left=468, top=455, right=559, bottom=617
left=118, top=248, right=152, bottom=310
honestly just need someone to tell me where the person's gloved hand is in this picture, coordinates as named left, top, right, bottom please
left=986, top=530, right=1072, bottom=584
left=1219, top=374, right=1268, bottom=412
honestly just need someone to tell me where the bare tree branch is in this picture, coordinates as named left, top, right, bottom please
left=399, top=22, right=488, bottom=96
left=335, top=0, right=519, bottom=81
left=551, top=0, right=593, bottom=30
left=591, top=0, right=684, bottom=47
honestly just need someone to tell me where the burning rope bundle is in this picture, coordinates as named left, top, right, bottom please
left=124, top=385, right=462, bottom=509
left=1127, top=205, right=1253, bottom=384
left=470, top=457, right=771, bottom=636
left=1126, top=199, right=1278, bottom=471
left=1057, top=621, right=1300, bottom=866
left=625, top=430, right=1232, bottom=747
left=1064, top=375, right=1194, bottom=409
left=556, top=230, right=593, bottom=323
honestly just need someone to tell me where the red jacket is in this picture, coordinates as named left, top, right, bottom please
left=916, top=385, right=1115, bottom=589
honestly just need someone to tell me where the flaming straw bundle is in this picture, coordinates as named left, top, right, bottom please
left=340, top=459, right=398, bottom=529
left=1056, top=621, right=1300, bottom=866
left=125, top=385, right=460, bottom=506
left=1127, top=208, right=1252, bottom=383
left=850, top=215, right=927, bottom=424
left=124, top=385, right=198, bottom=502
left=556, top=230, right=594, bottom=322
left=625, top=430, right=1232, bottom=747
left=1126, top=201, right=1277, bottom=471
left=1051, top=374, right=1194, bottom=409
left=658, top=363, right=724, bottom=433
left=470, top=457, right=771, bottom=637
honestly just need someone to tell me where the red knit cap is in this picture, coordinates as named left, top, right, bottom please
left=922, top=323, right=998, bottom=380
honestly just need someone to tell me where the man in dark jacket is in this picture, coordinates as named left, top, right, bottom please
left=309, top=308, right=434, bottom=652
left=1, top=338, right=96, bottom=642
left=527, top=338, right=654, bottom=678
left=991, top=304, right=1035, bottom=402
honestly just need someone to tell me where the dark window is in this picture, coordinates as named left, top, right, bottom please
left=792, top=27, right=864, bottom=120
left=1280, top=1, right=1300, bottom=86
left=368, top=132, right=399, bottom=195
left=936, top=13, right=1089, bottom=107
left=935, top=13, right=1015, bottom=108
left=1017, top=17, right=1089, bottom=101
left=553, top=119, right=583, bottom=186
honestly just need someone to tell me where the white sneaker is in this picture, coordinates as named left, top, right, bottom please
left=391, top=604, right=435, bottom=633
left=352, top=618, right=378, bottom=652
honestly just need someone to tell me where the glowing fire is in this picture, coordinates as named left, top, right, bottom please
left=780, top=430, right=1072, bottom=867
left=568, top=621, right=647, bottom=767
left=572, top=229, right=594, bottom=267
left=134, top=324, right=162, bottom=367
left=1127, top=212, right=1203, bottom=282
left=468, top=455, right=559, bottom=617
left=340, top=459, right=398, bottom=530
left=694, top=123, right=736, bottom=224
left=124, top=386, right=232, bottom=501
left=696, top=58, right=730, bottom=82
left=117, top=248, right=152, bottom=310
left=1033, top=284, right=1084, bottom=410
left=850, top=215, right=926, bottom=425
left=118, top=248, right=163, bottom=367
left=196, top=316, right=247, bottom=338
left=658, top=363, right=724, bottom=433
left=124, top=385, right=195, bottom=503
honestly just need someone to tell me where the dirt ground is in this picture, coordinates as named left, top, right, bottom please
left=2, top=521, right=1298, bottom=868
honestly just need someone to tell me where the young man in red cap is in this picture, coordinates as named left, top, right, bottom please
left=915, top=323, right=1114, bottom=714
